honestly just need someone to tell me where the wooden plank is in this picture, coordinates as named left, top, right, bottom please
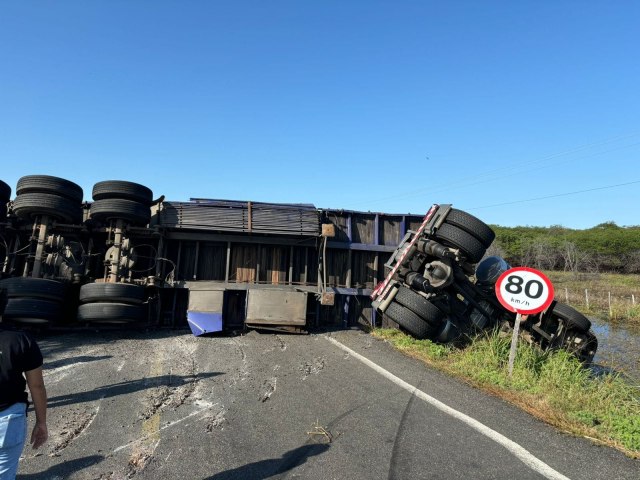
left=231, top=245, right=257, bottom=283
left=198, top=242, right=226, bottom=281
left=352, top=213, right=376, bottom=244
left=193, top=241, right=200, bottom=280
left=352, top=251, right=376, bottom=289
left=381, top=215, right=403, bottom=246
left=325, top=212, right=350, bottom=242
left=225, top=241, right=231, bottom=282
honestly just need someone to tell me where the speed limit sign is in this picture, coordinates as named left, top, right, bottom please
left=495, top=267, right=554, bottom=315
left=496, top=267, right=554, bottom=377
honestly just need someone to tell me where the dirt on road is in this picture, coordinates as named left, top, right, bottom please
left=16, top=328, right=640, bottom=480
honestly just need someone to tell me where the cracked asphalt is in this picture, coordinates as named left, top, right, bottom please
left=16, top=328, right=639, bottom=480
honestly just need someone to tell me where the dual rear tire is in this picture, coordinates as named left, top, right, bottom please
left=89, top=181, right=153, bottom=226
left=433, top=209, right=495, bottom=264
left=0, top=179, right=10, bottom=219
left=77, top=282, right=147, bottom=324
left=0, top=277, right=67, bottom=325
left=385, top=286, right=457, bottom=342
left=13, top=175, right=84, bottom=224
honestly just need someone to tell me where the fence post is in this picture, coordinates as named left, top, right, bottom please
left=585, top=289, right=589, bottom=309
left=608, top=291, right=612, bottom=317
left=565, top=287, right=568, bottom=303
left=633, top=294, right=636, bottom=306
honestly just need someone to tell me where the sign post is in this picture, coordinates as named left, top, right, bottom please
left=495, top=267, right=554, bottom=378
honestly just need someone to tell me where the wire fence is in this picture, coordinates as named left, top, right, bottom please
left=556, top=288, right=640, bottom=321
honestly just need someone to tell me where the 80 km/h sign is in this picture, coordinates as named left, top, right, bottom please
left=495, top=267, right=554, bottom=315
left=495, top=267, right=555, bottom=377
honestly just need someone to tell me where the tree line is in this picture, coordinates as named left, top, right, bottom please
left=488, top=222, right=640, bottom=274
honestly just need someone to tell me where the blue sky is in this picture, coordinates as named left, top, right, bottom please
left=1, top=1, right=638, bottom=229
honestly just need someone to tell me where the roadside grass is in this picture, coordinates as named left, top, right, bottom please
left=545, top=271, right=640, bottom=325
left=372, top=328, right=640, bottom=458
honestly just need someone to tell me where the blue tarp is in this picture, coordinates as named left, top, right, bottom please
left=187, top=311, right=223, bottom=336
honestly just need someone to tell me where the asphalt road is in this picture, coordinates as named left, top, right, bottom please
left=17, top=328, right=639, bottom=480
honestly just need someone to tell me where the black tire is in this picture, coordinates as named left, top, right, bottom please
left=16, top=175, right=83, bottom=203
left=79, top=283, right=146, bottom=305
left=560, top=328, right=598, bottom=364
left=434, top=223, right=486, bottom=263
left=385, top=302, right=440, bottom=340
left=394, top=286, right=445, bottom=328
left=13, top=193, right=82, bottom=224
left=0, top=287, right=7, bottom=314
left=434, top=320, right=460, bottom=343
left=77, top=302, right=144, bottom=324
left=578, top=330, right=598, bottom=364
left=552, top=302, right=591, bottom=332
left=3, top=298, right=63, bottom=324
left=0, top=277, right=66, bottom=301
left=90, top=198, right=151, bottom=226
left=0, top=180, right=11, bottom=200
left=92, top=181, right=153, bottom=205
left=445, top=209, right=495, bottom=248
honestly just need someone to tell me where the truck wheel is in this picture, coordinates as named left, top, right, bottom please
left=79, top=283, right=146, bottom=305
left=0, top=179, right=9, bottom=218
left=385, top=302, right=439, bottom=340
left=551, top=302, right=591, bottom=332
left=92, top=181, right=153, bottom=205
left=0, top=179, right=11, bottom=200
left=16, top=175, right=83, bottom=203
left=0, top=277, right=67, bottom=301
left=77, top=302, right=144, bottom=323
left=433, top=223, right=486, bottom=263
left=434, top=320, right=460, bottom=343
left=3, top=298, right=63, bottom=324
left=393, top=286, right=445, bottom=328
left=13, top=193, right=83, bottom=224
left=90, top=198, right=151, bottom=226
left=563, top=328, right=598, bottom=364
left=578, top=330, right=598, bottom=364
left=444, top=209, right=495, bottom=248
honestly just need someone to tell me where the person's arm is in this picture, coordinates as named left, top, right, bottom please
left=25, top=366, right=48, bottom=449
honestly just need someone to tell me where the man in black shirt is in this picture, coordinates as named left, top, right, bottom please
left=0, top=288, right=48, bottom=479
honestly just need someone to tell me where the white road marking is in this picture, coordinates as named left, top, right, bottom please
left=325, top=336, right=572, bottom=480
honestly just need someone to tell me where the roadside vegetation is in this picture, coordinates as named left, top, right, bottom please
left=372, top=328, right=640, bottom=458
left=492, top=222, right=640, bottom=275
left=487, top=222, right=640, bottom=323
left=372, top=221, right=640, bottom=454
left=545, top=271, right=640, bottom=324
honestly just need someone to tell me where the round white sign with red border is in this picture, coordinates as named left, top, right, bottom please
left=495, top=267, right=554, bottom=315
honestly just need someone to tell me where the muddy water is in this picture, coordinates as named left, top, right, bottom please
left=590, top=318, right=640, bottom=381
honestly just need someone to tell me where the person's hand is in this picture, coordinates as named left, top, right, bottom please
left=31, top=421, right=48, bottom=449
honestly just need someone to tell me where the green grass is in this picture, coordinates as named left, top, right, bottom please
left=373, top=328, right=640, bottom=457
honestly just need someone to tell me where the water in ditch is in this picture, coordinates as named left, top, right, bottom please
left=590, top=318, right=640, bottom=382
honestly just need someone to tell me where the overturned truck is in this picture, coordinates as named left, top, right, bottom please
left=370, top=204, right=598, bottom=363
left=0, top=176, right=597, bottom=363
